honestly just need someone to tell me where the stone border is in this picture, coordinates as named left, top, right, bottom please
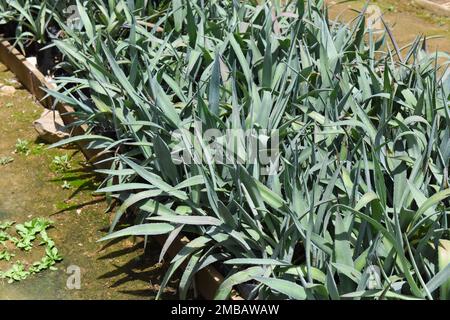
left=0, top=37, right=240, bottom=300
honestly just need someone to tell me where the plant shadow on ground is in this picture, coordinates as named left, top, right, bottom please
left=0, top=63, right=178, bottom=299
left=97, top=241, right=172, bottom=294
left=93, top=216, right=182, bottom=299
left=44, top=145, right=180, bottom=299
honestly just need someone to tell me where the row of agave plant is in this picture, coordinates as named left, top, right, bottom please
left=1, top=0, right=450, bottom=300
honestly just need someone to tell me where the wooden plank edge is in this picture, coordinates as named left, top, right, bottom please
left=0, top=38, right=111, bottom=167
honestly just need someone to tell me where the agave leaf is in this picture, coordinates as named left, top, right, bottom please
left=224, top=258, right=290, bottom=266
left=48, top=135, right=115, bottom=149
left=148, top=215, right=222, bottom=226
left=254, top=276, right=307, bottom=300
left=208, top=53, right=221, bottom=116
left=411, top=189, right=450, bottom=227
left=110, top=189, right=162, bottom=232
left=99, top=223, right=175, bottom=242
left=179, top=250, right=202, bottom=300
left=432, top=240, right=450, bottom=299
left=214, top=267, right=264, bottom=300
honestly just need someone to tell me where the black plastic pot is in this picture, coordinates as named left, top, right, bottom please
left=36, top=43, right=56, bottom=75
left=33, top=24, right=63, bottom=75
left=0, top=21, right=18, bottom=39
left=94, top=115, right=118, bottom=140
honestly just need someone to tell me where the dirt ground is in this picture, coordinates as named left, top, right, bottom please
left=328, top=0, right=450, bottom=52
left=0, top=64, right=177, bottom=300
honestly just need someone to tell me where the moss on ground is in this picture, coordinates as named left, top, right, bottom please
left=0, top=63, right=177, bottom=300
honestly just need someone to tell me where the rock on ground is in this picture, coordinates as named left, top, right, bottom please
left=33, top=109, right=69, bottom=143
left=0, top=85, right=16, bottom=96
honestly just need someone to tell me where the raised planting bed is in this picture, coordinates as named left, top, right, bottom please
left=0, top=0, right=449, bottom=301
left=0, top=37, right=240, bottom=301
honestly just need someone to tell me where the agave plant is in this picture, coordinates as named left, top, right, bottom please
left=3, top=0, right=450, bottom=300
left=0, top=0, right=15, bottom=25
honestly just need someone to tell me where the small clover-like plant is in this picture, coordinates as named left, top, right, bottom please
left=1, top=262, right=30, bottom=283
left=0, top=156, right=14, bottom=166
left=61, top=181, right=72, bottom=190
left=0, top=250, right=15, bottom=262
left=0, top=221, right=15, bottom=230
left=14, top=139, right=30, bottom=156
left=0, top=218, right=63, bottom=283
left=52, top=154, right=72, bottom=172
